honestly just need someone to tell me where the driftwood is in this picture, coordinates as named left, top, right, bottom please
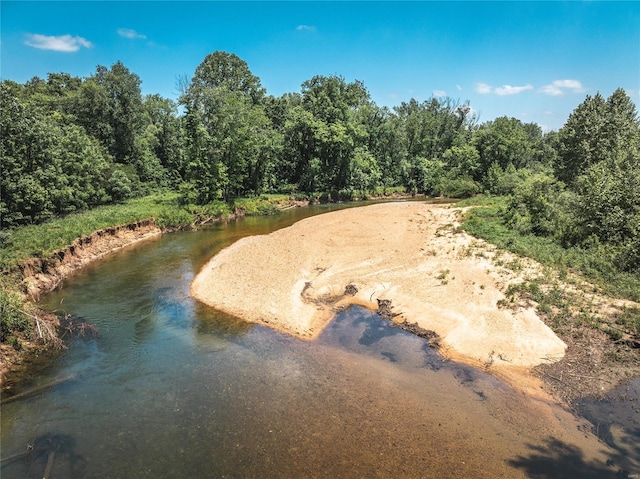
left=42, top=450, right=57, bottom=479
left=1, top=374, right=76, bottom=405
left=0, top=451, right=30, bottom=465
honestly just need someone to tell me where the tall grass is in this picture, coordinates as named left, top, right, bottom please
left=0, top=288, right=32, bottom=347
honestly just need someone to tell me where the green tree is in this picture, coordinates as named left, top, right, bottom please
left=554, top=89, right=639, bottom=185
left=473, top=117, right=536, bottom=180
left=603, top=88, right=640, bottom=159
left=395, top=97, right=474, bottom=165
left=556, top=93, right=608, bottom=184
left=1, top=82, right=121, bottom=226
left=90, top=61, right=145, bottom=164
left=280, top=106, right=322, bottom=191
left=188, top=51, right=265, bottom=106
left=574, top=150, right=640, bottom=245
left=442, top=145, right=480, bottom=179
left=181, top=53, right=274, bottom=201
left=348, top=147, right=381, bottom=195
left=356, top=105, right=405, bottom=192
left=142, top=94, right=185, bottom=184
left=296, top=75, right=372, bottom=191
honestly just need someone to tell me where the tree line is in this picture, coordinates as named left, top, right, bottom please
left=1, top=51, right=638, bottom=274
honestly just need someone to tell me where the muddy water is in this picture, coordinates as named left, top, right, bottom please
left=0, top=205, right=634, bottom=478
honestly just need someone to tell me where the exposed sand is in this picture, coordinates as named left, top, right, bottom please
left=191, top=202, right=567, bottom=394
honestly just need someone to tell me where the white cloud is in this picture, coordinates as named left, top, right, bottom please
left=296, top=25, right=316, bottom=32
left=540, top=79, right=585, bottom=96
left=475, top=82, right=493, bottom=94
left=494, top=84, right=534, bottom=96
left=118, top=28, right=147, bottom=40
left=475, top=82, right=533, bottom=96
left=432, top=90, right=446, bottom=97
left=456, top=84, right=463, bottom=92
left=25, top=33, right=92, bottom=52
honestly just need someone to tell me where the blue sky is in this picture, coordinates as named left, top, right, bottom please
left=2, top=1, right=638, bottom=131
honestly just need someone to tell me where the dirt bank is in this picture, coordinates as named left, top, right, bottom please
left=192, top=202, right=574, bottom=398
left=0, top=220, right=163, bottom=387
left=19, top=219, right=162, bottom=300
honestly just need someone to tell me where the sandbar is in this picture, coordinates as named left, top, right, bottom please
left=191, top=202, right=566, bottom=391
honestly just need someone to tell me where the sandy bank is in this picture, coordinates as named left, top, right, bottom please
left=191, top=202, right=567, bottom=391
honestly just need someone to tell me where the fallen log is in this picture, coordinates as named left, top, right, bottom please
left=0, top=374, right=77, bottom=405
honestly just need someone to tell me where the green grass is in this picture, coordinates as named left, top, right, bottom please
left=0, top=192, right=183, bottom=271
left=460, top=195, right=640, bottom=302
left=0, top=192, right=299, bottom=273
left=615, top=306, right=640, bottom=336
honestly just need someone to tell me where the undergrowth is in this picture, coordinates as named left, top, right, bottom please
left=233, top=196, right=280, bottom=216
left=459, top=196, right=640, bottom=303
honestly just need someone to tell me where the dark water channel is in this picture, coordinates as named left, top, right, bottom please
left=1, top=204, right=638, bottom=478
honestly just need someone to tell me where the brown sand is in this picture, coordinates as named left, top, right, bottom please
left=191, top=202, right=568, bottom=395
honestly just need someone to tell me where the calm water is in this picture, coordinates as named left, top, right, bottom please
left=1, top=204, right=636, bottom=478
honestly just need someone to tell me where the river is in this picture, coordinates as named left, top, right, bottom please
left=1, top=204, right=637, bottom=478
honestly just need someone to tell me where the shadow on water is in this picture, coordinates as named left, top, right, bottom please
left=192, top=301, right=254, bottom=338
left=508, top=437, right=632, bottom=479
left=1, top=432, right=86, bottom=479
left=507, top=437, right=632, bottom=479
left=322, top=305, right=504, bottom=398
left=572, top=377, right=640, bottom=475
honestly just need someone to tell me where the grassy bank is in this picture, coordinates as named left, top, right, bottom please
left=0, top=192, right=288, bottom=355
left=0, top=192, right=292, bottom=274
left=457, top=196, right=640, bottom=401
left=458, top=195, right=640, bottom=344
left=458, top=196, right=640, bottom=303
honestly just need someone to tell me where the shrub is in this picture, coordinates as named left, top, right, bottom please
left=234, top=197, right=279, bottom=216
left=504, top=173, right=569, bottom=237
left=437, top=176, right=480, bottom=198
left=156, top=208, right=194, bottom=229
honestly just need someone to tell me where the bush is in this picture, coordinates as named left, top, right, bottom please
left=233, top=197, right=279, bottom=216
left=504, top=173, right=569, bottom=237
left=462, top=196, right=640, bottom=302
left=156, top=208, right=194, bottom=229
left=484, top=163, right=533, bottom=196
left=437, top=176, right=480, bottom=198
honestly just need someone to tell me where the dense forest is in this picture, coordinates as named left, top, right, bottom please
left=1, top=51, right=639, bottom=277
